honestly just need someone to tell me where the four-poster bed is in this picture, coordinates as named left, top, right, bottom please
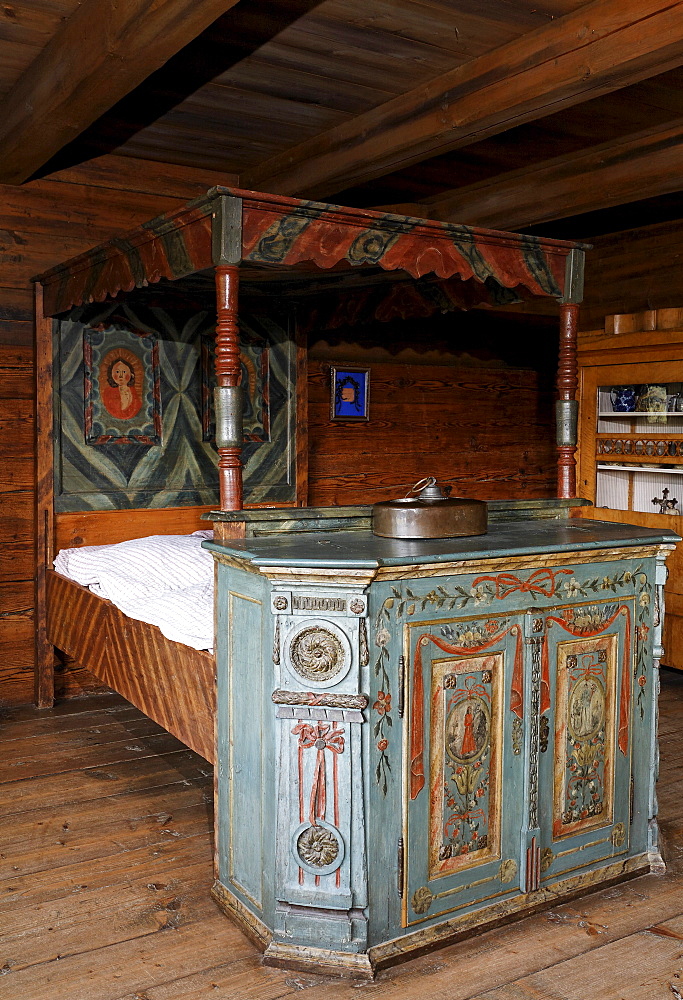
left=33, top=188, right=677, bottom=976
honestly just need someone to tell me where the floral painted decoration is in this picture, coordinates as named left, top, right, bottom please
left=373, top=597, right=395, bottom=795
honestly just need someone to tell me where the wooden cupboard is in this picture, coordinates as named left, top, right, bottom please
left=577, top=309, right=683, bottom=671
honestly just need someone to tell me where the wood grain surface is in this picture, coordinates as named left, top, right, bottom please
left=0, top=673, right=682, bottom=997
left=45, top=571, right=215, bottom=762
left=0, top=0, right=244, bottom=184
left=581, top=218, right=683, bottom=331
left=0, top=344, right=34, bottom=706
left=54, top=507, right=216, bottom=552
left=425, top=116, right=683, bottom=231
left=307, top=359, right=556, bottom=505
left=246, top=0, right=683, bottom=198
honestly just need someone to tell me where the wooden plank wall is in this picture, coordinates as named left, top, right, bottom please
left=307, top=358, right=557, bottom=506
left=580, top=218, right=683, bottom=330
left=0, top=154, right=237, bottom=708
left=0, top=345, right=34, bottom=705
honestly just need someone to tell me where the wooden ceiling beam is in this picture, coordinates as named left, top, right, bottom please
left=0, top=0, right=243, bottom=185
left=243, top=0, right=683, bottom=200
left=421, top=118, right=683, bottom=230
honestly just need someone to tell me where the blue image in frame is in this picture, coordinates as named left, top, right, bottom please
left=331, top=366, right=370, bottom=421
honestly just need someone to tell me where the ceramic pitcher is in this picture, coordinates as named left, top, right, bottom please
left=610, top=385, right=637, bottom=411
left=636, top=384, right=667, bottom=412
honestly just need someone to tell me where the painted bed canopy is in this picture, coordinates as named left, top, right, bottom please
left=34, top=186, right=587, bottom=509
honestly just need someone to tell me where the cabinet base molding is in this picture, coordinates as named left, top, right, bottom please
left=370, top=852, right=652, bottom=973
left=263, top=942, right=375, bottom=980
left=214, top=855, right=653, bottom=978
left=211, top=880, right=272, bottom=952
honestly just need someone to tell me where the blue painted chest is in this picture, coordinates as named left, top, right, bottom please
left=205, top=515, right=678, bottom=978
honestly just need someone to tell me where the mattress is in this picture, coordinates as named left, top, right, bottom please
left=53, top=531, right=215, bottom=650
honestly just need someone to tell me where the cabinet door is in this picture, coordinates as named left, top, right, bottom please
left=538, top=597, right=634, bottom=883
left=404, top=610, right=526, bottom=927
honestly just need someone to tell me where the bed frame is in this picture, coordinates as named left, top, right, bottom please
left=33, top=187, right=587, bottom=763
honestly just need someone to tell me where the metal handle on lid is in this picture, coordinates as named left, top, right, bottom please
left=405, top=476, right=442, bottom=500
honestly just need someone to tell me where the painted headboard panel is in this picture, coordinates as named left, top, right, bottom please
left=53, top=297, right=299, bottom=511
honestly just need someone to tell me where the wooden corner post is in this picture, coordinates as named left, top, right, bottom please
left=556, top=249, right=584, bottom=499
left=557, top=302, right=579, bottom=498
left=215, top=264, right=243, bottom=510
left=34, top=281, right=56, bottom=707
left=212, top=195, right=244, bottom=511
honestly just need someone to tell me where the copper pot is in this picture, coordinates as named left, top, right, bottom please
left=372, top=478, right=487, bottom=539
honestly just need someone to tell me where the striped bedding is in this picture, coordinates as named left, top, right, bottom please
left=53, top=531, right=215, bottom=650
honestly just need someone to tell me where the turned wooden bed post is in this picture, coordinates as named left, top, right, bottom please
left=215, top=264, right=243, bottom=510
left=556, top=301, right=579, bottom=498
left=212, top=194, right=244, bottom=511
left=556, top=248, right=585, bottom=499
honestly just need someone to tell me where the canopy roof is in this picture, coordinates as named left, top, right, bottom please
left=34, top=186, right=586, bottom=317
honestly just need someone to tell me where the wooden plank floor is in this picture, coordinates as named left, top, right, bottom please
left=2, top=673, right=683, bottom=1000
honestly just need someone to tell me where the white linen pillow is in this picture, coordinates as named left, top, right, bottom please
left=53, top=532, right=214, bottom=600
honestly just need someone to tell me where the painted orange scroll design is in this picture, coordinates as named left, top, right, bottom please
left=542, top=605, right=632, bottom=756
left=471, top=568, right=573, bottom=601
left=410, top=626, right=522, bottom=801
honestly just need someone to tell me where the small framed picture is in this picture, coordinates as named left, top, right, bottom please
left=330, top=366, right=370, bottom=421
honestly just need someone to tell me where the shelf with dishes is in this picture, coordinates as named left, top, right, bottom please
left=598, top=382, right=683, bottom=422
left=598, top=410, right=683, bottom=419
left=577, top=312, right=683, bottom=668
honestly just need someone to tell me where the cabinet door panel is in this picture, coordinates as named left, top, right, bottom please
left=404, top=613, right=524, bottom=927
left=553, top=632, right=619, bottom=840
left=539, top=600, right=634, bottom=881
left=427, top=651, right=504, bottom=879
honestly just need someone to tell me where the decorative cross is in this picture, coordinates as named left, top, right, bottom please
left=652, top=487, right=679, bottom=514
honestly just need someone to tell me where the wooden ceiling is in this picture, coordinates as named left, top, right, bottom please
left=2, top=0, right=683, bottom=240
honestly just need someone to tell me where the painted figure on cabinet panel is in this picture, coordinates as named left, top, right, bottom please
left=461, top=705, right=476, bottom=756
left=429, top=656, right=501, bottom=878
left=554, top=639, right=615, bottom=837
left=446, top=695, right=490, bottom=764
left=568, top=677, right=605, bottom=741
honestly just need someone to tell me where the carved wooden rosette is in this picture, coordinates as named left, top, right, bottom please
left=214, top=264, right=243, bottom=510
left=557, top=302, right=580, bottom=498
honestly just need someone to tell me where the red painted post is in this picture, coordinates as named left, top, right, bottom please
left=215, top=264, right=243, bottom=511
left=557, top=302, right=579, bottom=499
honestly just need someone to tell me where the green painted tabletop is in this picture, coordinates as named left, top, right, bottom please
left=203, top=518, right=681, bottom=569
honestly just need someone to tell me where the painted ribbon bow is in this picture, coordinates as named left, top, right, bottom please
left=292, top=721, right=345, bottom=826
left=472, top=568, right=573, bottom=600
